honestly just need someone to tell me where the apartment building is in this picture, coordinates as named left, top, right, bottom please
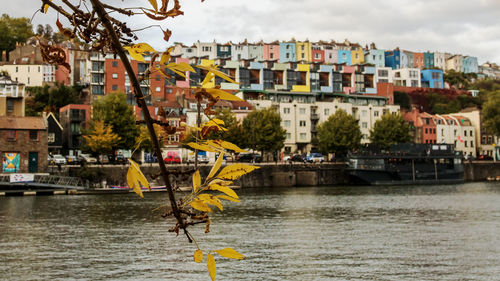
left=392, top=68, right=421, bottom=87
left=0, top=75, right=25, bottom=117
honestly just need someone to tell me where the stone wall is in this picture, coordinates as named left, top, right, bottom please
left=67, top=162, right=500, bottom=188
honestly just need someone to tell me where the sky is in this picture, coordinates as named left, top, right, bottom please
left=4, top=0, right=500, bottom=64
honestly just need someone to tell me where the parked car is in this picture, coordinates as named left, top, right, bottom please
left=65, top=155, right=79, bottom=165
left=477, top=154, right=493, bottom=161
left=52, top=154, right=67, bottom=165
left=288, top=154, right=306, bottom=163
left=164, top=155, right=181, bottom=164
left=113, top=154, right=128, bottom=164
left=47, top=155, right=54, bottom=164
left=79, top=154, right=98, bottom=164
left=187, top=153, right=209, bottom=164
left=98, top=155, right=109, bottom=164
left=237, top=153, right=261, bottom=163
left=306, top=153, right=325, bottom=163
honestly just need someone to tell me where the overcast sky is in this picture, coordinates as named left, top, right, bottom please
left=4, top=0, right=500, bottom=63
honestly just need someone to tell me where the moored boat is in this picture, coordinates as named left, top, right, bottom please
left=347, top=144, right=464, bottom=185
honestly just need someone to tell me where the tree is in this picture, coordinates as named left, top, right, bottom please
left=370, top=113, right=412, bottom=148
left=83, top=120, right=121, bottom=155
left=135, top=124, right=166, bottom=153
left=209, top=108, right=246, bottom=146
left=92, top=91, right=139, bottom=150
left=316, top=110, right=361, bottom=157
left=241, top=107, right=286, bottom=156
left=0, top=15, right=34, bottom=61
left=25, top=83, right=81, bottom=116
left=482, top=91, right=500, bottom=136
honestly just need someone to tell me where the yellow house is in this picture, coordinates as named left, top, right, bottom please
left=351, top=48, right=365, bottom=65
left=291, top=64, right=310, bottom=92
left=296, top=41, right=312, bottom=63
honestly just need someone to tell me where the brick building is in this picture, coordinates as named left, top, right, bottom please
left=0, top=116, right=48, bottom=173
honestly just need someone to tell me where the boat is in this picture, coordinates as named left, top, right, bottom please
left=347, top=143, right=464, bottom=185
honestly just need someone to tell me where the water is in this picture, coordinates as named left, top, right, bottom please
left=1, top=182, right=500, bottom=280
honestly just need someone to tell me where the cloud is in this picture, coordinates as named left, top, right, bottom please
left=5, top=0, right=500, bottom=63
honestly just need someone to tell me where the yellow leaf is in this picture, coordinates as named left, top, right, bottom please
left=147, top=0, right=158, bottom=11
left=203, top=120, right=227, bottom=131
left=174, top=62, right=196, bottom=73
left=190, top=200, right=212, bottom=212
left=217, top=164, right=259, bottom=180
left=187, top=142, right=219, bottom=153
left=214, top=140, right=247, bottom=153
left=206, top=153, right=224, bottom=182
left=193, top=170, right=201, bottom=193
left=209, top=184, right=238, bottom=199
left=43, top=0, right=52, bottom=13
left=216, top=195, right=240, bottom=202
left=205, top=88, right=244, bottom=101
left=201, top=72, right=215, bottom=87
left=131, top=43, right=156, bottom=53
left=199, top=194, right=223, bottom=211
left=194, top=249, right=203, bottom=263
left=159, top=47, right=174, bottom=66
left=127, top=159, right=150, bottom=198
left=210, top=179, right=233, bottom=186
left=215, top=248, right=245, bottom=260
left=197, top=65, right=239, bottom=84
left=207, top=253, right=216, bottom=281
left=124, top=47, right=145, bottom=62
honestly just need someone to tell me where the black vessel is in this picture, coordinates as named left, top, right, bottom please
left=347, top=144, right=464, bottom=185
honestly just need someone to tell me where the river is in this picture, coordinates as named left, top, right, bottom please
left=1, top=182, right=500, bottom=280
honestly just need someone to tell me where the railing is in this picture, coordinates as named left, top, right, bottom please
left=0, top=175, right=88, bottom=190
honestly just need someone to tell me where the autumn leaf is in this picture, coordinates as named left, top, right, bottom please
left=207, top=253, right=216, bottom=281
left=204, top=88, right=244, bottom=102
left=215, top=248, right=245, bottom=260
left=124, top=43, right=156, bottom=62
left=160, top=47, right=174, bottom=66
left=43, top=0, right=52, bottom=13
left=209, top=184, right=238, bottom=199
left=196, top=64, right=239, bottom=84
left=213, top=140, right=247, bottom=153
left=190, top=199, right=212, bottom=212
left=148, top=0, right=158, bottom=12
left=187, top=142, right=219, bottom=153
left=163, top=29, right=172, bottom=42
left=194, top=249, right=203, bottom=263
left=206, top=153, right=224, bottom=182
left=199, top=194, right=223, bottom=211
left=217, top=164, right=259, bottom=180
left=192, top=170, right=201, bottom=193
left=126, top=159, right=150, bottom=198
left=216, top=195, right=240, bottom=202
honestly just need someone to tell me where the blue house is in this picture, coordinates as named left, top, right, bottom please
left=463, top=56, right=479, bottom=74
left=337, top=50, right=351, bottom=65
left=424, top=52, right=434, bottom=69
left=421, top=69, right=443, bottom=89
left=385, top=49, right=401, bottom=69
left=279, top=42, right=296, bottom=63
left=364, top=49, right=385, bottom=67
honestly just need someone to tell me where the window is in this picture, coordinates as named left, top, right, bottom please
left=362, top=110, right=367, bottom=117
left=300, top=133, right=306, bottom=140
left=286, top=133, right=291, bottom=139
left=374, top=111, right=379, bottom=117
left=301, top=53, right=305, bottom=59
left=283, top=108, right=290, bottom=114
left=301, top=45, right=304, bottom=51
left=299, top=120, right=306, bottom=127
left=470, top=130, right=473, bottom=136
left=362, top=122, right=367, bottom=128
left=283, top=120, right=291, bottom=127
left=470, top=141, right=474, bottom=147
left=38, top=66, right=41, bottom=72
left=270, top=53, right=274, bottom=59
left=112, top=61, right=118, bottom=67
left=112, top=73, right=118, bottom=79
left=48, top=133, right=55, bottom=143
left=7, top=130, right=16, bottom=141
left=432, top=72, right=440, bottom=79
left=29, top=130, right=38, bottom=141
left=299, top=108, right=306, bottom=115
left=355, top=53, right=359, bottom=59
left=425, top=128, right=428, bottom=134
left=465, top=141, right=468, bottom=147
left=378, top=70, right=388, bottom=77
left=112, top=85, right=118, bottom=91
left=6, top=99, right=14, bottom=112
left=464, top=130, right=467, bottom=136
left=324, top=108, right=330, bottom=116
left=286, top=53, right=290, bottom=59
left=155, top=87, right=161, bottom=92
left=15, top=67, right=18, bottom=73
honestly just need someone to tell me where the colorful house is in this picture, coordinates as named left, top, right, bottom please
left=421, top=69, right=443, bottom=89
left=280, top=40, right=297, bottom=63
left=216, top=42, right=231, bottom=58
left=424, top=52, right=434, bottom=69
left=463, top=56, right=479, bottom=74
left=337, top=50, right=351, bottom=65
left=296, top=41, right=312, bottom=63
left=413, top=52, right=425, bottom=69
left=364, top=48, right=385, bottom=67
left=263, top=41, right=280, bottom=61
left=385, top=49, right=401, bottom=69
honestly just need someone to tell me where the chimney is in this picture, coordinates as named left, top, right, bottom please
left=1, top=50, right=5, bottom=62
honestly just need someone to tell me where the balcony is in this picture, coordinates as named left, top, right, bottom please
left=310, top=113, right=319, bottom=120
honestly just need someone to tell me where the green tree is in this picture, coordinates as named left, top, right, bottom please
left=370, top=113, right=412, bottom=148
left=92, top=92, right=139, bottom=150
left=316, top=110, right=362, bottom=157
left=482, top=91, right=500, bottom=136
left=241, top=107, right=286, bottom=156
left=25, top=83, right=81, bottom=116
left=135, top=124, right=166, bottom=152
left=0, top=15, right=34, bottom=61
left=209, top=108, right=246, bottom=146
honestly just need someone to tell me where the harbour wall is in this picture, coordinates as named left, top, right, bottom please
left=65, top=162, right=500, bottom=188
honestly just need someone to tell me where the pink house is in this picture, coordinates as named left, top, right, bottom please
left=175, top=57, right=191, bottom=88
left=263, top=41, right=280, bottom=61
left=342, top=65, right=356, bottom=94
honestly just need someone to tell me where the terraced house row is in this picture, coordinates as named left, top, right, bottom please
left=171, top=39, right=480, bottom=74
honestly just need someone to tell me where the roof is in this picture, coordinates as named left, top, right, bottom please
left=0, top=116, right=46, bottom=130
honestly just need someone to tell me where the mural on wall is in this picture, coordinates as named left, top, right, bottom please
left=2, top=152, right=20, bottom=173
